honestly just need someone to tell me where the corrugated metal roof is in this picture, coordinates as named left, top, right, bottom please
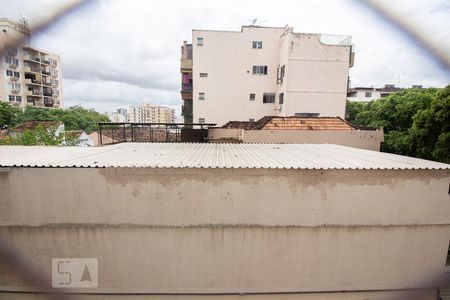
left=0, top=143, right=448, bottom=170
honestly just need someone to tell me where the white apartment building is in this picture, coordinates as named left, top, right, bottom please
left=347, top=84, right=422, bottom=102
left=0, top=18, right=63, bottom=109
left=127, top=103, right=175, bottom=123
left=184, top=25, right=354, bottom=126
left=110, top=108, right=128, bottom=122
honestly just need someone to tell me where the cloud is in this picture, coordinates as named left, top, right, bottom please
left=1, top=0, right=449, bottom=114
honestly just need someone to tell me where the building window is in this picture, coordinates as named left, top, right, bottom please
left=277, top=65, right=286, bottom=83
left=249, top=118, right=255, bottom=122
left=249, top=93, right=255, bottom=101
left=295, top=113, right=320, bottom=118
left=252, top=41, right=262, bottom=49
left=365, top=91, right=372, bottom=97
left=197, top=37, right=204, bottom=46
left=199, top=92, right=205, bottom=100
left=199, top=118, right=205, bottom=124
left=6, top=70, right=13, bottom=76
left=199, top=73, right=208, bottom=78
left=252, top=65, right=268, bottom=75
left=8, top=95, right=15, bottom=102
left=279, top=93, right=284, bottom=104
left=5, top=56, right=11, bottom=63
left=263, top=93, right=275, bottom=103
left=13, top=71, right=19, bottom=78
left=16, top=96, right=22, bottom=102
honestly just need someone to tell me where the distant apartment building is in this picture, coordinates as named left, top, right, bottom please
left=127, top=103, right=175, bottom=123
left=110, top=108, right=128, bottom=122
left=347, top=84, right=423, bottom=102
left=181, top=25, right=354, bottom=126
left=0, top=18, right=63, bottom=109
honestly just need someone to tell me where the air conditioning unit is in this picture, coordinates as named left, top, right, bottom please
left=11, top=89, right=20, bottom=94
left=10, top=77, right=19, bottom=81
left=9, top=63, right=18, bottom=69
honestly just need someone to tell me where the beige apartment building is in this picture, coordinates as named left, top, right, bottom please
left=0, top=18, right=63, bottom=109
left=127, top=103, right=175, bottom=123
left=181, top=25, right=354, bottom=126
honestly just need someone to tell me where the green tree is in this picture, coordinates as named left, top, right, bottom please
left=345, top=86, right=449, bottom=163
left=410, top=85, right=450, bottom=163
left=0, top=102, right=23, bottom=128
left=7, top=124, right=65, bottom=146
left=3, top=105, right=110, bottom=133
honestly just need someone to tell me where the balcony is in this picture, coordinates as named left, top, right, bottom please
left=180, top=58, right=193, bottom=72
left=26, top=89, right=42, bottom=96
left=24, top=67, right=41, bottom=74
left=23, top=54, right=41, bottom=63
left=181, top=83, right=193, bottom=93
left=25, top=78, right=42, bottom=85
left=44, top=97, right=54, bottom=107
left=42, top=80, right=52, bottom=87
left=43, top=90, right=53, bottom=97
left=42, top=69, right=51, bottom=75
left=41, top=59, right=50, bottom=65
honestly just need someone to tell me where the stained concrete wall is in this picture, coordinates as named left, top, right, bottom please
left=208, top=128, right=384, bottom=151
left=0, top=167, right=449, bottom=298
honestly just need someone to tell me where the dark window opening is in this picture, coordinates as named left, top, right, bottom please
left=295, top=112, right=320, bottom=118
left=263, top=93, right=275, bottom=103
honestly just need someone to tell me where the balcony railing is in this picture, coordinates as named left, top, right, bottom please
left=181, top=83, right=193, bottom=93
left=24, top=54, right=41, bottom=62
left=42, top=70, right=51, bottom=75
left=24, top=67, right=41, bottom=73
left=25, top=78, right=42, bottom=85
left=180, top=58, right=193, bottom=70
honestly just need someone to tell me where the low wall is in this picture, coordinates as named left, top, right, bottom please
left=208, top=129, right=384, bottom=151
left=0, top=167, right=448, bottom=297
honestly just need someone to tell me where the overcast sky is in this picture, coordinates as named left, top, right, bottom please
left=1, top=0, right=449, bottom=117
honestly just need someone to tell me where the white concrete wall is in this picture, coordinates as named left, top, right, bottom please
left=282, top=34, right=349, bottom=117
left=0, top=167, right=449, bottom=297
left=192, top=27, right=351, bottom=126
left=347, top=90, right=382, bottom=102
left=208, top=129, right=384, bottom=151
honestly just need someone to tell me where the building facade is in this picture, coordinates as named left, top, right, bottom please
left=181, top=26, right=354, bottom=126
left=127, top=103, right=175, bottom=123
left=0, top=18, right=63, bottom=109
left=347, top=84, right=424, bottom=102
left=110, top=108, right=128, bottom=122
